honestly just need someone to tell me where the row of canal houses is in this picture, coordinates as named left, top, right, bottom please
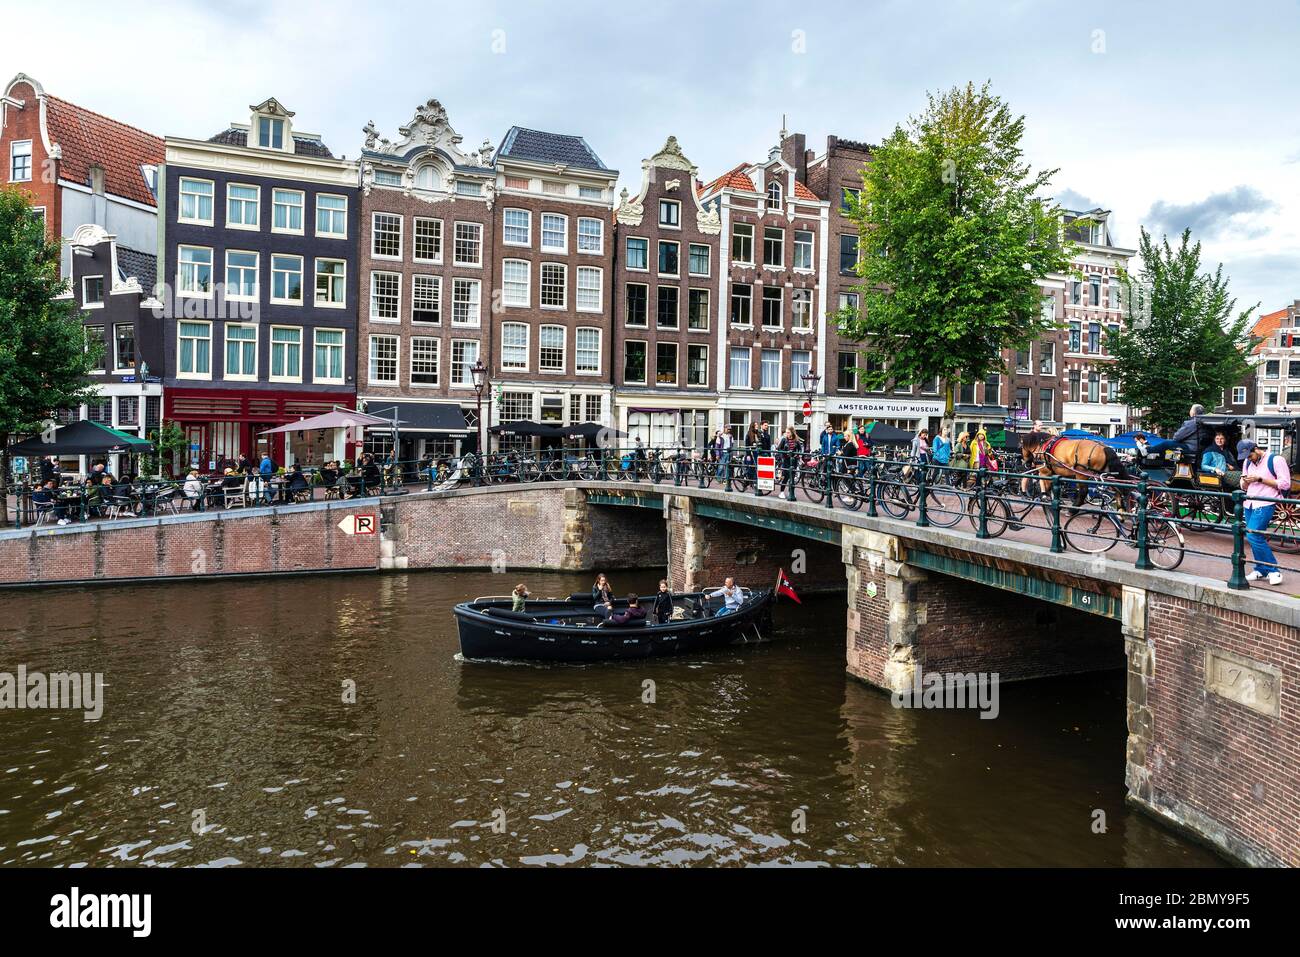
left=2, top=72, right=1137, bottom=473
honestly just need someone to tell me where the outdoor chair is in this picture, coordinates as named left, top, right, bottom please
left=224, top=484, right=247, bottom=508
left=153, top=488, right=181, bottom=515
left=106, top=495, right=136, bottom=520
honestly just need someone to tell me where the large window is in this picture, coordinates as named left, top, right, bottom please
left=688, top=243, right=710, bottom=276
left=9, top=140, right=32, bottom=182
left=114, top=323, right=136, bottom=370
left=412, top=275, right=441, bottom=324
left=1069, top=321, right=1081, bottom=353
left=501, top=322, right=529, bottom=370
left=761, top=287, right=782, bottom=329
left=760, top=349, right=781, bottom=390
left=452, top=278, right=480, bottom=325
left=656, top=342, right=678, bottom=385
left=502, top=259, right=530, bottom=308
left=1039, top=388, right=1054, bottom=421
left=658, top=240, right=680, bottom=276
left=539, top=325, right=565, bottom=372
left=657, top=286, right=679, bottom=329
left=270, top=326, right=302, bottom=381
left=179, top=178, right=214, bottom=225
left=454, top=222, right=483, bottom=265
left=732, top=224, right=754, bottom=263
left=372, top=212, right=402, bottom=258
left=451, top=340, right=479, bottom=387
left=117, top=396, right=139, bottom=427
left=793, top=230, right=813, bottom=270
left=688, top=289, right=709, bottom=331
left=576, top=266, right=601, bottom=312
left=767, top=181, right=782, bottom=210
left=272, top=189, right=304, bottom=233
left=414, top=218, right=442, bottom=262
left=729, top=347, right=751, bottom=389
left=86, top=325, right=107, bottom=372
left=791, top=289, right=812, bottom=330
left=227, top=184, right=260, bottom=229
left=763, top=227, right=784, bottom=267
left=316, top=194, right=347, bottom=238
left=541, top=213, right=567, bottom=252
left=576, top=327, right=600, bottom=374
left=369, top=335, right=399, bottom=383
left=731, top=283, right=752, bottom=325
left=624, top=341, right=647, bottom=384
left=503, top=208, right=531, bottom=246
left=839, top=234, right=859, bottom=274
left=225, top=250, right=258, bottom=300
left=687, top=345, right=708, bottom=386
left=658, top=199, right=680, bottom=227
left=410, top=337, right=440, bottom=386
left=178, top=321, right=212, bottom=376
left=1068, top=369, right=1081, bottom=402
left=314, top=329, right=343, bottom=383
left=225, top=324, right=257, bottom=379
left=270, top=255, right=303, bottom=304
left=626, top=237, right=648, bottom=271
left=626, top=284, right=648, bottom=326
left=257, top=116, right=285, bottom=149
left=370, top=271, right=401, bottom=321
left=791, top=350, right=811, bottom=390
left=1088, top=323, right=1100, bottom=353
left=178, top=246, right=213, bottom=296
left=315, top=258, right=346, bottom=307
left=577, top=217, right=603, bottom=253
left=1039, top=341, right=1056, bottom=375
left=541, top=263, right=567, bottom=308
left=837, top=352, right=858, bottom=391
left=1088, top=371, right=1100, bottom=403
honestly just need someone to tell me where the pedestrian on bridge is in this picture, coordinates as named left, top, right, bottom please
left=1239, top=440, right=1290, bottom=586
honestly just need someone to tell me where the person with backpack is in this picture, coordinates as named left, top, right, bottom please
left=1239, top=440, right=1291, bottom=585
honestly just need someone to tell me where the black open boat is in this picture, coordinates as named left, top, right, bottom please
left=453, top=588, right=774, bottom=662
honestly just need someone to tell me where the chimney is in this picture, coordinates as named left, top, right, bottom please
left=782, top=131, right=807, bottom=182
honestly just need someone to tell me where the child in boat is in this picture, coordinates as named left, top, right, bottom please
left=592, top=574, right=614, bottom=614
left=607, top=594, right=647, bottom=626
left=511, top=583, right=529, bottom=612
left=653, top=580, right=674, bottom=624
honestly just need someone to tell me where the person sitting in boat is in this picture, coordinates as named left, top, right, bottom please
left=511, top=583, right=530, bottom=612
left=606, top=593, right=647, bottom=626
left=653, top=580, right=674, bottom=624
left=592, top=574, right=615, bottom=614
left=705, top=577, right=744, bottom=617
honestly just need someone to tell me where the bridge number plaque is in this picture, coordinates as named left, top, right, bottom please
left=756, top=455, right=776, bottom=492
left=1204, top=647, right=1280, bottom=718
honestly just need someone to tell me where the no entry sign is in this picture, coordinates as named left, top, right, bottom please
left=756, top=455, right=776, bottom=492
left=337, top=513, right=377, bottom=535
left=802, top=400, right=812, bottom=416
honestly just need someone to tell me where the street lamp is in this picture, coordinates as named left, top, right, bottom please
left=800, top=371, right=821, bottom=444
left=471, top=359, right=488, bottom=456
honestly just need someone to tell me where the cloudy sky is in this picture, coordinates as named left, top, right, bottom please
left=4, top=0, right=1297, bottom=313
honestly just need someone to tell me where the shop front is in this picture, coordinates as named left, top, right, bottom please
left=825, top=397, right=945, bottom=438
left=360, top=400, right=472, bottom=462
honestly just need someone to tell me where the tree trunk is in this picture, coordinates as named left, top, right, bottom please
left=942, top=381, right=956, bottom=436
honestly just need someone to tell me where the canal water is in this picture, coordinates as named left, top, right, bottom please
left=0, top=570, right=1221, bottom=867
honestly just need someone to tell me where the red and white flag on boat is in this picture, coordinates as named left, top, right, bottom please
left=775, top=568, right=801, bottom=604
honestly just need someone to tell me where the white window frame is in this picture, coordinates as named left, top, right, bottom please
left=577, top=217, right=604, bottom=255
left=453, top=221, right=483, bottom=266
left=791, top=288, right=812, bottom=331
left=315, top=193, right=348, bottom=240
left=411, top=274, right=441, bottom=325
left=759, top=348, right=782, bottom=391
left=368, top=334, right=400, bottom=385
left=688, top=243, right=711, bottom=277
left=413, top=217, right=442, bottom=264
left=178, top=320, right=213, bottom=380
left=409, top=336, right=441, bottom=388
left=450, top=339, right=480, bottom=389
left=793, top=230, right=814, bottom=271
left=178, top=177, right=215, bottom=226
left=111, top=322, right=135, bottom=373
left=658, top=240, right=681, bottom=278
left=271, top=188, right=306, bottom=235
left=314, top=257, right=346, bottom=309
left=9, top=140, right=32, bottom=183
left=655, top=341, right=679, bottom=386
left=452, top=277, right=481, bottom=327
left=81, top=275, right=105, bottom=309
left=732, top=223, right=754, bottom=265
left=540, top=262, right=567, bottom=310
left=502, top=208, right=532, bottom=247
left=688, top=288, right=710, bottom=332
left=658, top=199, right=681, bottom=229
left=624, top=339, right=649, bottom=385
left=767, top=181, right=783, bottom=210
left=761, top=286, right=783, bottom=330
left=226, top=183, right=261, bottom=231
left=575, top=326, right=601, bottom=376
left=729, top=346, right=752, bottom=390
left=501, top=259, right=531, bottom=308
left=540, top=213, right=568, bottom=253
left=763, top=226, right=784, bottom=269
left=625, top=236, right=650, bottom=272
left=501, top=321, right=530, bottom=372
left=1233, top=386, right=1247, bottom=405
left=625, top=282, right=649, bottom=327
left=223, top=322, right=259, bottom=382
left=369, top=270, right=402, bottom=323
left=177, top=245, right=214, bottom=299
left=371, top=211, right=403, bottom=260
left=270, top=254, right=304, bottom=305
left=269, top=324, right=303, bottom=383
left=313, top=328, right=346, bottom=384
left=791, top=350, right=812, bottom=391
left=687, top=343, right=709, bottom=388
left=576, top=266, right=602, bottom=313
left=538, top=323, right=566, bottom=374
left=224, top=250, right=259, bottom=302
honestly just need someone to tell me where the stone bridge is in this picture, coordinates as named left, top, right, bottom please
left=1, top=479, right=1296, bottom=867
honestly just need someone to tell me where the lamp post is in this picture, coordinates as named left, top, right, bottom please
left=471, top=359, right=488, bottom=456
left=800, top=371, right=821, bottom=444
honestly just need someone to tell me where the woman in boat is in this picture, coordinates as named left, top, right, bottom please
left=511, top=583, right=529, bottom=612
left=653, top=580, right=674, bottom=624
left=606, top=594, right=647, bottom=626
left=592, top=574, right=615, bottom=614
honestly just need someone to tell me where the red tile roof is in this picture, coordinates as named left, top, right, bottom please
left=45, top=94, right=163, bottom=207
left=793, top=180, right=818, bottom=201
left=701, top=162, right=821, bottom=202
left=1252, top=307, right=1289, bottom=353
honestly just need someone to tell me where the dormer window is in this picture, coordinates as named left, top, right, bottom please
left=258, top=116, right=285, bottom=150
left=767, top=181, right=783, bottom=210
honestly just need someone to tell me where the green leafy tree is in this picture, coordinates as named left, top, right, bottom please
left=0, top=186, right=102, bottom=524
left=836, top=82, right=1075, bottom=420
left=1109, top=228, right=1256, bottom=434
left=144, top=420, right=188, bottom=478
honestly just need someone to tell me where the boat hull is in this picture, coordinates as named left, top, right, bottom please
left=454, top=591, right=774, bottom=663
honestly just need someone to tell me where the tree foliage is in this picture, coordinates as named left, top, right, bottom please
left=1108, top=228, right=1256, bottom=434
left=836, top=82, right=1074, bottom=414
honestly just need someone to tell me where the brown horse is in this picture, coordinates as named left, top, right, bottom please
left=1019, top=431, right=1133, bottom=501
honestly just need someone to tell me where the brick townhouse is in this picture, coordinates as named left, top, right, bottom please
left=697, top=139, right=829, bottom=443
left=355, top=99, right=494, bottom=460
left=611, top=136, right=722, bottom=447
left=1246, top=301, right=1300, bottom=453
left=157, top=97, right=360, bottom=470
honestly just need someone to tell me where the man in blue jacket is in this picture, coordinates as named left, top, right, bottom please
left=819, top=423, right=841, bottom=457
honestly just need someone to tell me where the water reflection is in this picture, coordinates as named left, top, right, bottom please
left=0, top=570, right=1221, bottom=867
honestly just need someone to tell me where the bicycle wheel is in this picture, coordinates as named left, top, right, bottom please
left=874, top=476, right=912, bottom=519
left=834, top=474, right=863, bottom=510
left=924, top=484, right=965, bottom=528
left=1144, top=517, right=1185, bottom=570
left=799, top=464, right=826, bottom=504
left=1062, top=507, right=1119, bottom=554
left=966, top=493, right=1011, bottom=538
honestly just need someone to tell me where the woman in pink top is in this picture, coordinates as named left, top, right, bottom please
left=1238, top=440, right=1291, bottom=585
